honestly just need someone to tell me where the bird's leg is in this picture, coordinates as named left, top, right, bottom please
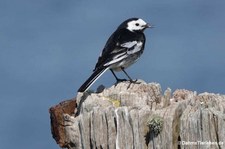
left=121, top=67, right=139, bottom=83
left=121, top=68, right=140, bottom=89
left=110, top=69, right=127, bottom=83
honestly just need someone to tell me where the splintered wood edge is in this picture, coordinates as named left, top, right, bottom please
left=49, top=98, right=77, bottom=148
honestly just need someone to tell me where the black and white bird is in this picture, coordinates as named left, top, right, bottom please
left=78, top=18, right=152, bottom=92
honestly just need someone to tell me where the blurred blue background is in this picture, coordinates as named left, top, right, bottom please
left=1, top=0, right=225, bottom=148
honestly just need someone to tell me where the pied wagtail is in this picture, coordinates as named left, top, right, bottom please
left=78, top=18, right=152, bottom=92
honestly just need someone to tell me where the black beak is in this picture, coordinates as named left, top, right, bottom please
left=144, top=23, right=154, bottom=29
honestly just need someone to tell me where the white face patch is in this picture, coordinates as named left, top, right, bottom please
left=127, top=19, right=147, bottom=32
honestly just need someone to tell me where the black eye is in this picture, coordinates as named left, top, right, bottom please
left=135, top=23, right=139, bottom=26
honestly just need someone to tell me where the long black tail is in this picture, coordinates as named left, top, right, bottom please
left=77, top=67, right=108, bottom=92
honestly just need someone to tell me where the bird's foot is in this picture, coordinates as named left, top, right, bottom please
left=114, top=78, right=140, bottom=89
left=114, top=78, right=127, bottom=87
left=129, top=79, right=141, bottom=84
left=127, top=79, right=141, bottom=89
left=116, top=78, right=127, bottom=83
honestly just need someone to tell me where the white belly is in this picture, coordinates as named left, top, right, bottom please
left=110, top=53, right=141, bottom=71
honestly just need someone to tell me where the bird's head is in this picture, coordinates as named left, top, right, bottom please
left=118, top=18, right=152, bottom=32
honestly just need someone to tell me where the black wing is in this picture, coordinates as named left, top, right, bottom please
left=94, top=29, right=145, bottom=70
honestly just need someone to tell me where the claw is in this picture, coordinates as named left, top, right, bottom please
left=114, top=78, right=127, bottom=87
left=116, top=78, right=127, bottom=83
left=129, top=79, right=140, bottom=84
left=127, top=79, right=141, bottom=89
